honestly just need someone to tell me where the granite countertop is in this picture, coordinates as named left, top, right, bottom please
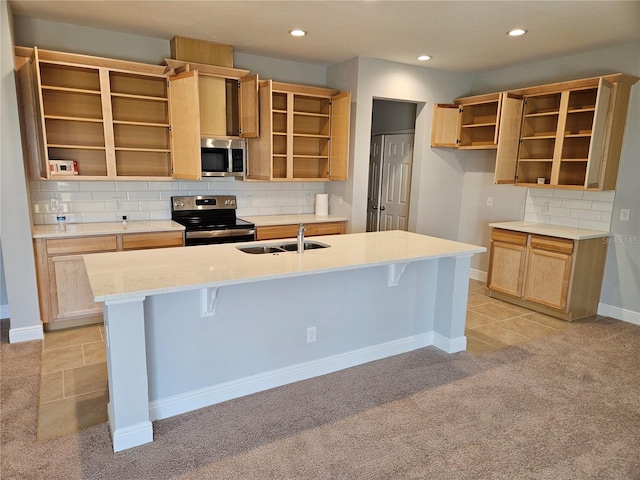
left=489, top=221, right=610, bottom=240
left=241, top=214, right=349, bottom=227
left=83, top=230, right=485, bottom=302
left=32, top=220, right=185, bottom=239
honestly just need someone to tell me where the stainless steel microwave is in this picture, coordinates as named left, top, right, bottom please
left=201, top=138, right=246, bottom=177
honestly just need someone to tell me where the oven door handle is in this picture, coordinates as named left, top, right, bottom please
left=186, top=228, right=256, bottom=239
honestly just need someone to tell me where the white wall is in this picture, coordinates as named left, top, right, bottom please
left=1, top=1, right=42, bottom=341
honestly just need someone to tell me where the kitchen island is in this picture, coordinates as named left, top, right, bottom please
left=83, top=230, right=484, bottom=452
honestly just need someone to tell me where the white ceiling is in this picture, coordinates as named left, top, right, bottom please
left=8, top=0, right=640, bottom=72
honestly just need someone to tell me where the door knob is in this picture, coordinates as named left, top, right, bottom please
left=380, top=206, right=386, bottom=211
left=372, top=206, right=378, bottom=210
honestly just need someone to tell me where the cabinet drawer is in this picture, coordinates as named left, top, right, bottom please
left=46, top=236, right=118, bottom=255
left=530, top=235, right=574, bottom=254
left=122, top=231, right=184, bottom=250
left=491, top=229, right=528, bottom=245
left=256, top=222, right=346, bottom=241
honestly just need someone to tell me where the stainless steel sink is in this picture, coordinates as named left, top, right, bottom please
left=237, top=241, right=329, bottom=254
left=280, top=241, right=329, bottom=251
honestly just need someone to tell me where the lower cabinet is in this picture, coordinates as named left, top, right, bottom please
left=255, top=221, right=346, bottom=241
left=487, top=228, right=607, bottom=321
left=34, top=230, right=184, bottom=329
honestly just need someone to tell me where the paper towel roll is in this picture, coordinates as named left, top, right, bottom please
left=315, top=193, right=329, bottom=216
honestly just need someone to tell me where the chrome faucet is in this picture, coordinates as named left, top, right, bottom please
left=297, top=223, right=306, bottom=254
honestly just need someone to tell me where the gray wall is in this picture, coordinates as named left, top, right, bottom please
left=1, top=2, right=42, bottom=334
left=462, top=42, right=640, bottom=317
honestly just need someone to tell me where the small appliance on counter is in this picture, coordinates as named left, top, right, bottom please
left=171, top=195, right=255, bottom=246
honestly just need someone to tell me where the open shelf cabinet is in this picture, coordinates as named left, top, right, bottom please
left=247, top=80, right=350, bottom=181
left=495, top=74, right=638, bottom=190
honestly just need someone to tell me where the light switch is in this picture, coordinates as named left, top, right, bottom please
left=486, top=197, right=493, bottom=207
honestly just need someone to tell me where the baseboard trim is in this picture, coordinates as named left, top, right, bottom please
left=149, top=332, right=437, bottom=421
left=598, top=303, right=640, bottom=326
left=433, top=333, right=467, bottom=353
left=110, top=420, right=153, bottom=453
left=469, top=268, right=487, bottom=283
left=9, top=324, right=44, bottom=343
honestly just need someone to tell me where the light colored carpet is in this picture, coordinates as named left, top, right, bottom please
left=1, top=317, right=639, bottom=479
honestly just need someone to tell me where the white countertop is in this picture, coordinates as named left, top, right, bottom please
left=32, top=220, right=185, bottom=239
left=489, top=221, right=610, bottom=240
left=241, top=214, right=349, bottom=227
left=83, top=230, right=485, bottom=302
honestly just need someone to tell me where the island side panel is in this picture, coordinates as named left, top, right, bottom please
left=103, top=297, right=153, bottom=452
left=142, top=262, right=439, bottom=420
left=433, top=254, right=473, bottom=353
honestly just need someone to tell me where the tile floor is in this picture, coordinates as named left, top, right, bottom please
left=36, top=279, right=578, bottom=440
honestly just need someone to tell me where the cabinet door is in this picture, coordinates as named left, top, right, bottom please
left=122, top=231, right=184, bottom=250
left=198, top=74, right=227, bottom=136
left=494, top=93, right=524, bottom=184
left=49, top=255, right=102, bottom=320
left=168, top=70, right=201, bottom=180
left=584, top=78, right=613, bottom=188
left=523, top=248, right=572, bottom=310
left=487, top=241, right=527, bottom=297
left=430, top=104, right=459, bottom=147
left=329, top=91, right=351, bottom=181
left=239, top=74, right=259, bottom=138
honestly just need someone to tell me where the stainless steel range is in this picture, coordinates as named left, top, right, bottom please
left=171, top=195, right=255, bottom=246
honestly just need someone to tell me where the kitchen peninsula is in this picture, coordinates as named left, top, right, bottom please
left=83, top=230, right=485, bottom=452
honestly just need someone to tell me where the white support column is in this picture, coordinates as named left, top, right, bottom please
left=103, top=296, right=153, bottom=452
left=433, top=254, right=472, bottom=353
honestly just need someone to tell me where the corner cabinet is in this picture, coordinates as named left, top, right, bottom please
left=247, top=81, right=351, bottom=181
left=487, top=227, right=608, bottom=321
left=494, top=74, right=638, bottom=190
left=431, top=93, right=503, bottom=149
left=16, top=47, right=206, bottom=181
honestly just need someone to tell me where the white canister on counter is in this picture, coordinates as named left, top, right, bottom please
left=315, top=193, right=329, bottom=216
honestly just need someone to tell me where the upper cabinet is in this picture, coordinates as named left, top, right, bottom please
left=495, top=75, right=638, bottom=190
left=431, top=93, right=502, bottom=149
left=433, top=74, right=638, bottom=190
left=164, top=59, right=259, bottom=139
left=17, top=47, right=204, bottom=180
left=247, top=81, right=351, bottom=181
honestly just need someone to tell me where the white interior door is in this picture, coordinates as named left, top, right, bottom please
left=366, top=135, right=383, bottom=232
left=379, top=134, right=414, bottom=231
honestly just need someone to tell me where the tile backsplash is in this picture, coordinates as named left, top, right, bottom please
left=524, top=187, right=614, bottom=231
left=30, top=179, right=325, bottom=225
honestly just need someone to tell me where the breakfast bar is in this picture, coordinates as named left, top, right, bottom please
left=83, top=230, right=485, bottom=452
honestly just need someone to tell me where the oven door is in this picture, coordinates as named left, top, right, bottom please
left=185, top=228, right=256, bottom=246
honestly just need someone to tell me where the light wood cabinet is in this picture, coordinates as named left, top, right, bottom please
left=495, top=74, right=638, bottom=190
left=247, top=81, right=351, bottom=181
left=487, top=228, right=608, bottom=321
left=431, top=93, right=502, bottom=149
left=164, top=58, right=259, bottom=139
left=16, top=47, right=201, bottom=181
left=34, top=230, right=184, bottom=329
left=255, top=221, right=347, bottom=241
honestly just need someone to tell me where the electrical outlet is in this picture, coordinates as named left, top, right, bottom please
left=620, top=208, right=630, bottom=221
left=113, top=197, right=122, bottom=211
left=307, top=326, right=317, bottom=343
left=543, top=202, right=552, bottom=214
left=486, top=197, right=493, bottom=207
left=336, top=195, right=344, bottom=206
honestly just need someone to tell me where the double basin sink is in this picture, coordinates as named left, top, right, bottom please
left=237, top=240, right=329, bottom=255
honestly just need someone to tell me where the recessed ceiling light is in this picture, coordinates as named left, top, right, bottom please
left=418, top=55, right=432, bottom=61
left=508, top=28, right=527, bottom=37
left=289, top=29, right=306, bottom=37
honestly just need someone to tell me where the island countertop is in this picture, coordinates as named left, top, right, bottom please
left=84, top=230, right=485, bottom=302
